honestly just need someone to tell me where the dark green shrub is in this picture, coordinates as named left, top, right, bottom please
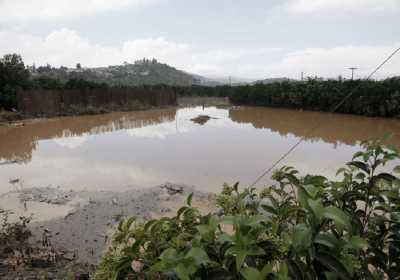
left=94, top=140, right=400, bottom=279
left=0, top=210, right=32, bottom=261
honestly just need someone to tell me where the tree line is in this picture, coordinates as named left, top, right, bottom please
left=228, top=79, right=400, bottom=118
left=1, top=53, right=399, bottom=118
left=176, top=79, right=400, bottom=118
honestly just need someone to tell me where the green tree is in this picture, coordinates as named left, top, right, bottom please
left=0, top=54, right=30, bottom=110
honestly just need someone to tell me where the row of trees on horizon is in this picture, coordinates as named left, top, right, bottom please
left=1, top=53, right=399, bottom=118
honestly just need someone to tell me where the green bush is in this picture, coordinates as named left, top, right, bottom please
left=94, top=140, right=400, bottom=279
left=0, top=210, right=32, bottom=261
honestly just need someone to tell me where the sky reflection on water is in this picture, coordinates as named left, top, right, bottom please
left=1, top=106, right=399, bottom=194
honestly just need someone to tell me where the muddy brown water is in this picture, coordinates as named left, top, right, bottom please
left=1, top=105, right=400, bottom=195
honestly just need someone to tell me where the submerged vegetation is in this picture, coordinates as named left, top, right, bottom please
left=94, top=139, right=400, bottom=279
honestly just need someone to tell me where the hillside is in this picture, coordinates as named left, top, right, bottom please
left=252, top=77, right=296, bottom=84
left=30, top=59, right=203, bottom=86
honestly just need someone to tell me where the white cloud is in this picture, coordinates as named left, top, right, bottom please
left=0, top=28, right=281, bottom=78
left=54, top=136, right=88, bottom=149
left=126, top=122, right=185, bottom=139
left=0, top=0, right=155, bottom=22
left=285, top=0, right=400, bottom=14
left=264, top=44, right=400, bottom=79
left=0, top=28, right=189, bottom=67
left=0, top=28, right=399, bottom=79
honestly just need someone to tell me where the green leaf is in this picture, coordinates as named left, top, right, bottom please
left=394, top=166, right=400, bottom=174
left=174, top=264, right=191, bottom=280
left=177, top=206, right=189, bottom=218
left=347, top=161, right=370, bottom=174
left=261, top=204, right=278, bottom=215
left=322, top=207, right=351, bottom=231
left=308, top=198, right=324, bottom=221
left=259, top=263, right=273, bottom=279
left=303, top=184, right=319, bottom=198
left=374, top=173, right=397, bottom=182
left=196, top=225, right=210, bottom=236
left=286, top=173, right=300, bottom=186
left=347, top=236, right=368, bottom=250
left=160, top=248, right=177, bottom=261
left=185, top=247, right=209, bottom=266
left=236, top=251, right=247, bottom=271
left=246, top=246, right=265, bottom=256
left=336, top=167, right=348, bottom=176
left=352, top=151, right=364, bottom=160
left=186, top=193, right=194, bottom=206
left=298, top=186, right=310, bottom=209
left=292, top=223, right=312, bottom=252
left=218, top=233, right=233, bottom=243
left=144, top=219, right=157, bottom=232
left=233, top=182, right=239, bottom=193
left=241, top=267, right=260, bottom=280
left=315, top=252, right=352, bottom=280
left=277, top=262, right=290, bottom=280
left=314, top=233, right=339, bottom=248
left=287, top=260, right=303, bottom=280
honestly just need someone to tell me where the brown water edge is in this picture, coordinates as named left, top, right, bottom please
left=230, top=106, right=400, bottom=148
left=0, top=107, right=177, bottom=163
left=0, top=103, right=399, bottom=196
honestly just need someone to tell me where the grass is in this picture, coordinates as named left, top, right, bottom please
left=0, top=110, right=25, bottom=122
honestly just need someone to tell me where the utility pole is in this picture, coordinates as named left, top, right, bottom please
left=301, top=72, right=304, bottom=81
left=348, top=67, right=358, bottom=80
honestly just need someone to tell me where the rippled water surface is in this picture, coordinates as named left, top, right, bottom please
left=1, top=106, right=399, bottom=193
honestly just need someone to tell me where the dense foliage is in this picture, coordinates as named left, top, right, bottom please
left=94, top=140, right=400, bottom=279
left=176, top=79, right=400, bottom=118
left=0, top=54, right=30, bottom=110
left=229, top=79, right=400, bottom=118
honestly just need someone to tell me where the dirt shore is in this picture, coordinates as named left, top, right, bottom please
left=1, top=183, right=215, bottom=265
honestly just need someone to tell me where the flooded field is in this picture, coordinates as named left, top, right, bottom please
left=1, top=105, right=400, bottom=194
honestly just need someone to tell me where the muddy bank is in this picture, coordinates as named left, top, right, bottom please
left=1, top=183, right=215, bottom=265
left=0, top=96, right=227, bottom=125
left=0, top=104, right=164, bottom=126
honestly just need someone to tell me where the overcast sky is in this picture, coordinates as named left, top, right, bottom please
left=0, top=0, right=399, bottom=79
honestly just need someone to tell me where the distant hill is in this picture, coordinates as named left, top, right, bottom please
left=30, top=59, right=299, bottom=87
left=30, top=59, right=203, bottom=86
left=203, top=76, right=254, bottom=86
left=252, top=77, right=296, bottom=84
left=189, top=74, right=223, bottom=86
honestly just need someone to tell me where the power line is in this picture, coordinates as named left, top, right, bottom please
left=248, top=46, right=400, bottom=188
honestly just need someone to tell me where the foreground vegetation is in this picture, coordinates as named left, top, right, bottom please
left=94, top=140, right=400, bottom=279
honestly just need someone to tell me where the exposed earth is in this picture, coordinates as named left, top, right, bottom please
left=0, top=183, right=215, bottom=279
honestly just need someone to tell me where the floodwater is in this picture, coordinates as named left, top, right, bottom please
left=1, top=105, right=400, bottom=194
